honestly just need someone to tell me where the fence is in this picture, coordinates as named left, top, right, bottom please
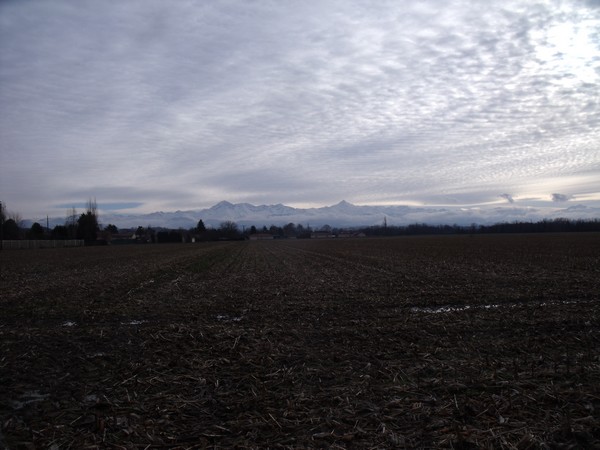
left=1, top=240, right=85, bottom=249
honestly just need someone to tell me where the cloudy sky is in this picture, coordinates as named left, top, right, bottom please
left=1, top=0, right=599, bottom=220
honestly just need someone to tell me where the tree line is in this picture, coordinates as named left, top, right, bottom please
left=117, top=221, right=314, bottom=243
left=360, top=218, right=600, bottom=236
left=2, top=199, right=600, bottom=245
left=1, top=199, right=99, bottom=243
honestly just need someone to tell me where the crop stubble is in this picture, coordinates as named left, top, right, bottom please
left=1, top=234, right=599, bottom=448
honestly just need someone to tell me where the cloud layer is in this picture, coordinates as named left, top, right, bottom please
left=1, top=0, right=599, bottom=219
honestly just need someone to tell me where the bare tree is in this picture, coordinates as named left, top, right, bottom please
left=219, top=221, right=240, bottom=239
left=86, top=198, right=98, bottom=222
left=8, top=211, right=23, bottom=228
left=66, top=207, right=78, bottom=238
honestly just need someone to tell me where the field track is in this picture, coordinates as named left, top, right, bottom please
left=1, top=234, right=599, bottom=448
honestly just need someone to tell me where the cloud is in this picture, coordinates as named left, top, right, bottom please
left=500, top=193, right=515, bottom=203
left=55, top=202, right=144, bottom=211
left=1, top=0, right=599, bottom=219
left=551, top=193, right=573, bottom=202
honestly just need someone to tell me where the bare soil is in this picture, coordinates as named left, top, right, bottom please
left=1, top=234, right=599, bottom=449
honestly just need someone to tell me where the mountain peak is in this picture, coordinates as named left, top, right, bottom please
left=211, top=200, right=234, bottom=209
left=332, top=200, right=355, bottom=209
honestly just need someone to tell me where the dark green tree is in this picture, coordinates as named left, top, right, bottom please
left=283, top=222, right=297, bottom=237
left=196, top=219, right=206, bottom=233
left=52, top=225, right=69, bottom=239
left=76, top=199, right=99, bottom=242
left=2, top=219, right=20, bottom=240
left=77, top=212, right=99, bottom=242
left=28, top=222, right=45, bottom=239
left=269, top=224, right=283, bottom=236
left=104, top=224, right=118, bottom=234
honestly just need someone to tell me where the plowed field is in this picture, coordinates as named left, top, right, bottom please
left=1, top=234, right=599, bottom=448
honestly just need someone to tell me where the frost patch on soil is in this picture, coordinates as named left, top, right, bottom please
left=411, top=304, right=504, bottom=314
left=121, top=320, right=146, bottom=325
left=62, top=321, right=76, bottom=327
left=83, top=394, right=99, bottom=404
left=216, top=314, right=243, bottom=322
left=11, top=391, right=50, bottom=410
left=410, top=299, right=584, bottom=314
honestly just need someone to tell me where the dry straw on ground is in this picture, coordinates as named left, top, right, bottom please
left=1, top=234, right=599, bottom=448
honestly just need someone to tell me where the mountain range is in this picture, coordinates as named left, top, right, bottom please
left=30, top=200, right=600, bottom=230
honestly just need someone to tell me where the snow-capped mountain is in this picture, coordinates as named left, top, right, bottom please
left=29, top=200, right=600, bottom=230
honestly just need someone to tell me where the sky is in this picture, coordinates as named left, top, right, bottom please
left=1, top=0, right=599, bottom=221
